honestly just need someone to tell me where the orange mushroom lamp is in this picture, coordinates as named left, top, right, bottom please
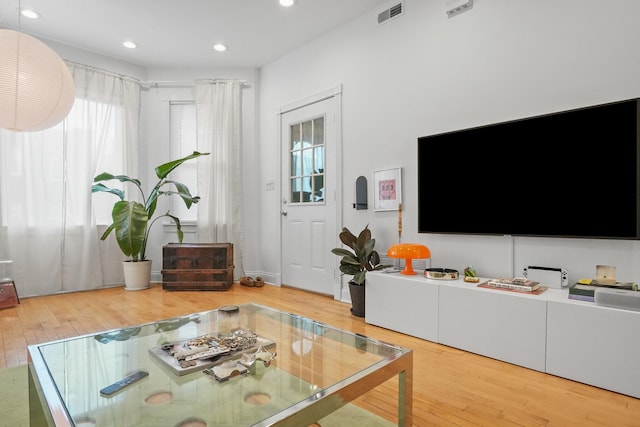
left=387, top=243, right=431, bottom=275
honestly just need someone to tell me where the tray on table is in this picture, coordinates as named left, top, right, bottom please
left=149, top=328, right=275, bottom=376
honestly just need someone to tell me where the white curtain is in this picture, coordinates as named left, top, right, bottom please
left=195, top=80, right=244, bottom=278
left=0, top=62, right=140, bottom=297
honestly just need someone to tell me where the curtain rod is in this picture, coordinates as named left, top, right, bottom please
left=144, top=79, right=248, bottom=89
left=63, top=60, right=143, bottom=84
left=62, top=61, right=248, bottom=89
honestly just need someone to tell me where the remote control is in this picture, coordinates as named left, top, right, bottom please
left=100, top=370, right=149, bottom=397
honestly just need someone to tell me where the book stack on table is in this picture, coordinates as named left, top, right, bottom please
left=569, top=279, right=638, bottom=302
left=568, top=284, right=598, bottom=302
left=479, top=277, right=545, bottom=293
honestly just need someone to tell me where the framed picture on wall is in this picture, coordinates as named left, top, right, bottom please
left=373, top=168, right=402, bottom=211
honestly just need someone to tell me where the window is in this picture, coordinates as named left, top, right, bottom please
left=2, top=98, right=126, bottom=227
left=289, top=116, right=325, bottom=204
left=83, top=101, right=127, bottom=226
left=169, top=101, right=198, bottom=222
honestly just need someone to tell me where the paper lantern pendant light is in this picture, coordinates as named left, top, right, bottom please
left=0, top=29, right=75, bottom=132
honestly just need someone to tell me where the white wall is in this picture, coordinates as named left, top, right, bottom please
left=258, top=0, right=640, bottom=287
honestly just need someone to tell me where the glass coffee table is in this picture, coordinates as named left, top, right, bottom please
left=28, top=303, right=413, bottom=426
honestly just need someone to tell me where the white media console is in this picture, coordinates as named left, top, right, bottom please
left=366, top=271, right=640, bottom=399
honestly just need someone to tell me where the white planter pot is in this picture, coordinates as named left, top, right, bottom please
left=122, top=260, right=151, bottom=291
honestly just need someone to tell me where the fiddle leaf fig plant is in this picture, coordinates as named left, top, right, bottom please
left=331, top=224, right=390, bottom=285
left=92, top=151, right=209, bottom=262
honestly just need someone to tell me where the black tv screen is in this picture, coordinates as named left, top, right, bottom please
left=417, top=98, right=640, bottom=239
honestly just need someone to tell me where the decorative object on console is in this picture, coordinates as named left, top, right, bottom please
left=480, top=277, right=548, bottom=294
left=398, top=203, right=403, bottom=241
left=485, top=277, right=541, bottom=292
left=523, top=265, right=568, bottom=289
left=424, top=268, right=459, bottom=280
left=596, top=265, right=617, bottom=284
left=478, top=281, right=548, bottom=295
left=387, top=243, right=431, bottom=275
left=575, top=277, right=637, bottom=289
left=331, top=225, right=390, bottom=317
left=464, top=266, right=476, bottom=277
left=463, top=266, right=480, bottom=283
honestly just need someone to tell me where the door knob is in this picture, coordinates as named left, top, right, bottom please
left=281, top=210, right=288, bottom=216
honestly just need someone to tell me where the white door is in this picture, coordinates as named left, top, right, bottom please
left=280, top=91, right=340, bottom=297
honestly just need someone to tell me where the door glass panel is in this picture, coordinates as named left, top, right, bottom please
left=290, top=124, right=301, bottom=150
left=290, top=149, right=299, bottom=176
left=313, top=146, right=324, bottom=202
left=313, top=117, right=324, bottom=145
left=302, top=121, right=312, bottom=146
left=302, top=147, right=313, bottom=175
left=302, top=177, right=312, bottom=202
left=289, top=116, right=325, bottom=205
left=291, top=177, right=301, bottom=203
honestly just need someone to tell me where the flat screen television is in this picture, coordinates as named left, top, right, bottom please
left=417, top=98, right=640, bottom=239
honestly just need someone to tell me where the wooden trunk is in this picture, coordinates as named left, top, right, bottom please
left=0, top=281, right=20, bottom=309
left=162, top=243, right=234, bottom=291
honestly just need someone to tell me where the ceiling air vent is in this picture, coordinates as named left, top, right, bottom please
left=378, top=2, right=403, bottom=24
left=446, top=0, right=473, bottom=18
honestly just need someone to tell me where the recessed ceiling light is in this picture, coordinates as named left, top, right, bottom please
left=123, top=41, right=137, bottom=49
left=280, top=0, right=295, bottom=6
left=20, top=8, right=40, bottom=19
left=213, top=43, right=227, bottom=52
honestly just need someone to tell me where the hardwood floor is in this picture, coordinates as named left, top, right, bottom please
left=1, top=283, right=639, bottom=426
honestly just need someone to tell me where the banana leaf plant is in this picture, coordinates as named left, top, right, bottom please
left=91, top=151, right=209, bottom=262
left=331, top=224, right=390, bottom=285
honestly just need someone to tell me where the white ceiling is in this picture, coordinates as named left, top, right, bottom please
left=0, top=0, right=392, bottom=68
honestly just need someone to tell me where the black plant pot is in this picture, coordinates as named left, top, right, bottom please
left=349, top=281, right=365, bottom=318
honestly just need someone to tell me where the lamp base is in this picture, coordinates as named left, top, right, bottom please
left=401, top=259, right=417, bottom=275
